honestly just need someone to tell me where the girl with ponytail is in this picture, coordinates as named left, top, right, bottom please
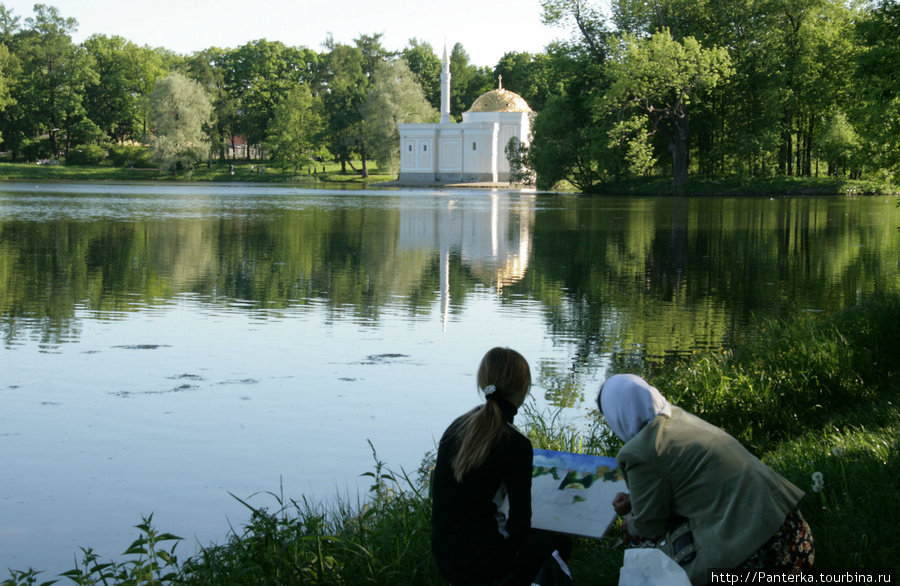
left=431, top=347, right=571, bottom=585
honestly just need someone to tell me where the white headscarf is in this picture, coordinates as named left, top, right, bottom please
left=599, top=374, right=672, bottom=442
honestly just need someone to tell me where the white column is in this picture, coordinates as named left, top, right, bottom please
left=440, top=42, right=451, bottom=124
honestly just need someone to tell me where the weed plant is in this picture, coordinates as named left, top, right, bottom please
left=4, top=294, right=899, bottom=583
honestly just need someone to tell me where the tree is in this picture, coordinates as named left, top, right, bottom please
left=82, top=35, right=170, bottom=144
left=605, top=29, right=732, bottom=185
left=493, top=51, right=557, bottom=111
left=186, top=47, right=238, bottom=160
left=0, top=3, right=19, bottom=43
left=222, top=39, right=319, bottom=158
left=541, top=0, right=608, bottom=61
left=449, top=43, right=493, bottom=119
left=0, top=43, right=15, bottom=144
left=321, top=39, right=365, bottom=172
left=360, top=59, right=437, bottom=175
left=148, top=72, right=213, bottom=175
left=855, top=0, right=900, bottom=182
left=2, top=4, right=98, bottom=161
left=264, top=85, right=327, bottom=172
left=401, top=38, right=441, bottom=110
left=320, top=35, right=392, bottom=174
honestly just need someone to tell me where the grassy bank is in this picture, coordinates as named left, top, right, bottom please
left=592, top=174, right=900, bottom=196
left=5, top=293, right=899, bottom=585
left=2, top=161, right=898, bottom=195
left=0, top=160, right=394, bottom=185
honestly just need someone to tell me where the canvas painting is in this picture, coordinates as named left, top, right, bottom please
left=528, top=448, right=627, bottom=539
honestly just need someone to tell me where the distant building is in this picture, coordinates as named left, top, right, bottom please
left=397, top=45, right=533, bottom=184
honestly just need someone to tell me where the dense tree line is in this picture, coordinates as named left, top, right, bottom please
left=0, top=1, right=896, bottom=188
left=529, top=0, right=900, bottom=189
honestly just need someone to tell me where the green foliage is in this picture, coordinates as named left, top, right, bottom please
left=505, top=136, right=534, bottom=185
left=658, top=293, right=900, bottom=451
left=493, top=51, right=559, bottom=112
left=19, top=136, right=53, bottom=160
left=66, top=143, right=105, bottom=165
left=180, top=443, right=440, bottom=585
left=361, top=59, right=437, bottom=176
left=4, top=294, right=900, bottom=580
left=855, top=0, right=900, bottom=184
left=107, top=144, right=153, bottom=168
left=1, top=515, right=181, bottom=586
left=606, top=115, right=656, bottom=178
left=221, top=39, right=319, bottom=152
left=81, top=35, right=167, bottom=144
left=148, top=72, right=213, bottom=176
left=606, top=29, right=733, bottom=185
left=401, top=39, right=441, bottom=110
left=448, top=43, right=493, bottom=120
left=263, top=84, right=327, bottom=172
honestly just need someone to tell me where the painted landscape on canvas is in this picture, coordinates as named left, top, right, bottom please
left=530, top=449, right=627, bottom=539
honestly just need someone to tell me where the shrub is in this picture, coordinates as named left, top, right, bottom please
left=107, top=144, right=153, bottom=168
left=67, top=144, right=106, bottom=165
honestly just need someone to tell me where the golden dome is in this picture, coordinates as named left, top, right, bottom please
left=466, top=78, right=532, bottom=113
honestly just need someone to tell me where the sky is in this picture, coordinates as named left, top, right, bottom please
left=2, top=0, right=570, bottom=67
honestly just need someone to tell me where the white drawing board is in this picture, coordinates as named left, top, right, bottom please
left=528, top=448, right=627, bottom=539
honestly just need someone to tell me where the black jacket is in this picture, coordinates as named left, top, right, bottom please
left=431, top=410, right=533, bottom=563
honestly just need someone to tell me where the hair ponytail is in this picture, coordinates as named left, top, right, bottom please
left=451, top=347, right=531, bottom=482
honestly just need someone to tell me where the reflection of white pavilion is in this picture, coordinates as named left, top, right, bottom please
left=398, top=193, right=535, bottom=329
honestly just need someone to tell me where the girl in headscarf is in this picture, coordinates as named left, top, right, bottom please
left=598, top=374, right=814, bottom=584
left=432, top=347, right=571, bottom=585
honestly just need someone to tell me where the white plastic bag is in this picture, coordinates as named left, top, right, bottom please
left=618, top=549, right=692, bottom=586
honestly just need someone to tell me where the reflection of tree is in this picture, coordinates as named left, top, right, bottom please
left=527, top=196, right=900, bottom=369
left=538, top=360, right=585, bottom=408
left=0, top=193, right=536, bottom=343
left=2, top=194, right=899, bottom=361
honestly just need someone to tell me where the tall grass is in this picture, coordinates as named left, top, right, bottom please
left=5, top=294, right=899, bottom=583
left=178, top=442, right=440, bottom=585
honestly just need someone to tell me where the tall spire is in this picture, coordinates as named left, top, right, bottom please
left=440, top=41, right=451, bottom=124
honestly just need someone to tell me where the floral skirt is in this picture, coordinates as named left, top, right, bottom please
left=626, top=508, right=814, bottom=571
left=735, top=508, right=815, bottom=571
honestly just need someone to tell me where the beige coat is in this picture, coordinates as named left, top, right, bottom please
left=617, top=407, right=805, bottom=585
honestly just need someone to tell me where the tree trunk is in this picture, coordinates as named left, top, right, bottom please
left=663, top=113, right=690, bottom=186
left=780, top=110, right=793, bottom=175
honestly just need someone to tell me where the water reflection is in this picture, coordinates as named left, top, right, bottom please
left=1, top=187, right=898, bottom=361
left=1, top=185, right=899, bottom=574
left=399, top=192, right=535, bottom=329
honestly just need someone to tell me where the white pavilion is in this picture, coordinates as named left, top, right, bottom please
left=397, top=46, right=533, bottom=184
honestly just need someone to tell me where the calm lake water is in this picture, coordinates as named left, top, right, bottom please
left=2, top=182, right=898, bottom=574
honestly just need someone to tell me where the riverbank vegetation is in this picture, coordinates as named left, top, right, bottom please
left=5, top=292, right=898, bottom=584
left=0, top=1, right=897, bottom=191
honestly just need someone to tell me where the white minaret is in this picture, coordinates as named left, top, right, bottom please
left=440, top=42, right=451, bottom=124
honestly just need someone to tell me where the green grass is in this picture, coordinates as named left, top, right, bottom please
left=0, top=160, right=395, bottom=186
left=4, top=294, right=900, bottom=584
left=3, top=160, right=897, bottom=195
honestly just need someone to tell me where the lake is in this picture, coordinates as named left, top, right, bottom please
left=2, top=182, right=898, bottom=574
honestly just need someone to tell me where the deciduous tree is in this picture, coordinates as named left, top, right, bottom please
left=148, top=72, right=213, bottom=175
left=605, top=29, right=732, bottom=185
left=264, top=84, right=327, bottom=172
left=360, top=59, right=437, bottom=175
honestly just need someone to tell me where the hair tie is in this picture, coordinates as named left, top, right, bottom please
left=483, top=384, right=498, bottom=397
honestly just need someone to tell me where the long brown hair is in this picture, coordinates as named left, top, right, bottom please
left=451, top=347, right=531, bottom=482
